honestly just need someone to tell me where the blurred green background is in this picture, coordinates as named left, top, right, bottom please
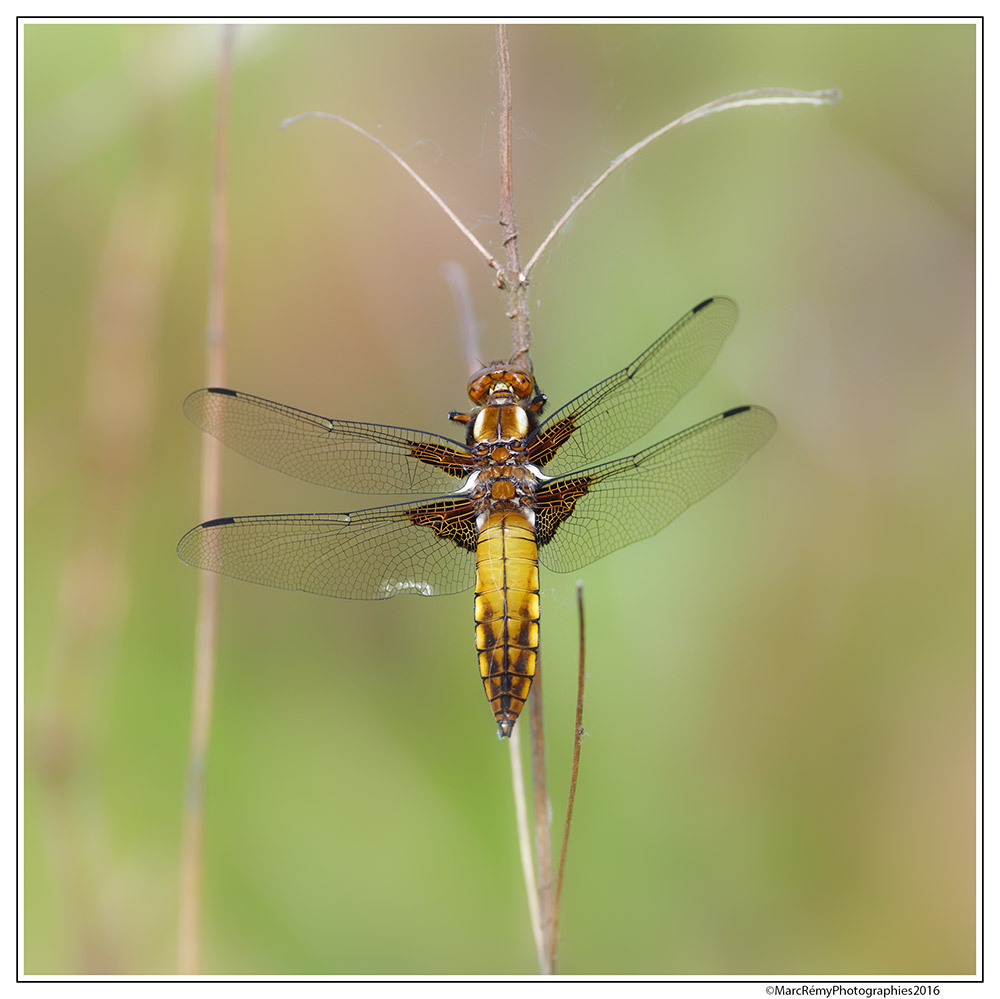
left=24, top=23, right=976, bottom=975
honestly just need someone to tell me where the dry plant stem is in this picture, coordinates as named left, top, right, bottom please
left=496, top=25, right=531, bottom=368
left=550, top=582, right=588, bottom=971
left=523, top=87, right=841, bottom=278
left=495, top=24, right=553, bottom=974
left=509, top=727, right=545, bottom=968
left=178, top=24, right=235, bottom=976
left=281, top=111, right=500, bottom=279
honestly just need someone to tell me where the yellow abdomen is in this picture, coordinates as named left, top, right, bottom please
left=475, top=510, right=539, bottom=736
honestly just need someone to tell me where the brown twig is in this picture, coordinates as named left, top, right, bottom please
left=178, top=24, right=235, bottom=976
left=551, top=582, right=588, bottom=971
left=496, top=25, right=532, bottom=368
left=496, top=23, right=552, bottom=973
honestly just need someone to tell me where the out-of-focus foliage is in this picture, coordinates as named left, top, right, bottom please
left=24, top=23, right=976, bottom=975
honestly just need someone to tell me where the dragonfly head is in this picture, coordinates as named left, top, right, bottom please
left=467, top=363, right=535, bottom=406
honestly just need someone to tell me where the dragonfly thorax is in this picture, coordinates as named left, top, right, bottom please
left=471, top=402, right=531, bottom=445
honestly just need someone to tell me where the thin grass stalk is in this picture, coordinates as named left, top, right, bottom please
left=177, top=24, right=234, bottom=976
left=508, top=727, right=545, bottom=969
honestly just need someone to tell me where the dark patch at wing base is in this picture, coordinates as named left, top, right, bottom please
left=407, top=498, right=479, bottom=552
left=527, top=297, right=741, bottom=476
left=535, top=405, right=777, bottom=573
left=534, top=476, right=594, bottom=547
left=176, top=496, right=477, bottom=599
left=527, top=414, right=579, bottom=470
left=183, top=387, right=471, bottom=495
left=408, top=441, right=475, bottom=479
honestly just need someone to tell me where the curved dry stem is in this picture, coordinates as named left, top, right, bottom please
left=281, top=111, right=500, bottom=277
left=524, top=87, right=841, bottom=277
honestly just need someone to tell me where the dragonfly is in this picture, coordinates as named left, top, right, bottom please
left=178, top=296, right=775, bottom=737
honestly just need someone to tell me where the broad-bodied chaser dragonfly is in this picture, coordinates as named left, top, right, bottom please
left=178, top=297, right=775, bottom=737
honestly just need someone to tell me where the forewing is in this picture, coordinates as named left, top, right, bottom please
left=535, top=405, right=776, bottom=572
left=177, top=495, right=478, bottom=599
left=529, top=297, right=740, bottom=475
left=184, top=388, right=473, bottom=494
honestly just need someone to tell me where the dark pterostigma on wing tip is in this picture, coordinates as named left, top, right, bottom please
left=200, top=516, right=237, bottom=528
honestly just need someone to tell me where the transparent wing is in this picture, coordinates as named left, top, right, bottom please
left=535, top=405, right=776, bottom=572
left=177, top=495, right=478, bottom=600
left=529, top=297, right=741, bottom=475
left=183, top=388, right=473, bottom=495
